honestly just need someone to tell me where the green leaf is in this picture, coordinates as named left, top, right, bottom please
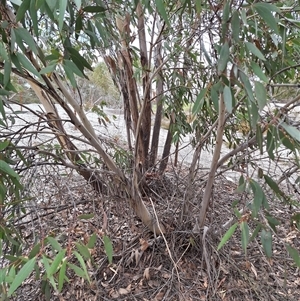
left=29, top=242, right=41, bottom=259
left=281, top=122, right=300, bottom=143
left=14, top=28, right=38, bottom=55
left=29, top=0, right=39, bottom=37
left=286, top=244, right=300, bottom=267
left=103, top=235, right=113, bottom=264
left=217, top=223, right=238, bottom=250
left=266, top=128, right=275, bottom=160
left=66, top=47, right=93, bottom=71
left=245, top=42, right=266, bottom=61
left=67, top=263, right=86, bottom=279
left=63, top=60, right=84, bottom=77
left=16, top=53, right=41, bottom=79
left=240, top=221, right=249, bottom=252
left=39, top=63, right=57, bottom=75
left=256, top=124, right=263, bottom=154
left=4, top=60, right=11, bottom=88
left=83, top=5, right=106, bottom=12
left=0, top=140, right=10, bottom=151
left=223, top=85, right=232, bottom=113
left=266, top=214, right=280, bottom=233
left=217, top=42, right=229, bottom=75
left=75, top=14, right=83, bottom=40
left=59, top=0, right=68, bottom=32
left=250, top=180, right=264, bottom=218
left=0, top=160, right=20, bottom=180
left=155, top=0, right=170, bottom=26
left=62, top=64, right=77, bottom=87
left=78, top=213, right=95, bottom=220
left=10, top=28, right=16, bottom=53
left=8, top=257, right=36, bottom=297
left=87, top=233, right=97, bottom=249
left=264, top=175, right=280, bottom=194
left=46, top=237, right=62, bottom=252
left=250, top=102, right=259, bottom=130
left=240, top=72, right=254, bottom=102
left=75, top=243, right=91, bottom=260
left=261, top=229, right=272, bottom=258
left=58, top=259, right=67, bottom=292
left=253, top=3, right=279, bottom=34
left=211, top=83, right=219, bottom=112
left=0, top=42, right=9, bottom=61
left=72, top=251, right=90, bottom=283
left=249, top=224, right=262, bottom=242
left=231, top=11, right=240, bottom=42
left=192, top=87, right=207, bottom=115
left=73, top=0, right=82, bottom=9
left=49, top=250, right=66, bottom=277
left=251, top=61, right=268, bottom=83
left=254, top=81, right=267, bottom=111
left=15, top=0, right=31, bottom=22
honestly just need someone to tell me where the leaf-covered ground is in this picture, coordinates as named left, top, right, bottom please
left=11, top=162, right=300, bottom=301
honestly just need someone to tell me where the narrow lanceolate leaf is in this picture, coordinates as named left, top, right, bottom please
left=286, top=245, right=300, bottom=267
left=39, top=63, right=57, bottom=75
left=223, top=85, right=232, bottom=113
left=261, top=229, right=272, bottom=258
left=217, top=42, right=229, bottom=75
left=14, top=28, right=38, bottom=55
left=58, top=259, right=67, bottom=292
left=29, top=0, right=39, bottom=37
left=240, top=73, right=253, bottom=101
left=16, top=53, right=41, bottom=79
left=217, top=223, right=238, bottom=250
left=73, top=251, right=91, bottom=283
left=8, top=257, right=36, bottom=297
left=231, top=11, right=240, bottom=42
left=103, top=235, right=113, bottom=264
left=256, top=124, right=263, bottom=154
left=0, top=160, right=20, bottom=180
left=192, top=88, right=207, bottom=115
left=281, top=122, right=300, bottom=142
left=253, top=3, right=279, bottom=34
left=254, top=81, right=267, bottom=111
left=66, top=47, right=93, bottom=71
left=15, top=0, right=31, bottom=22
left=49, top=250, right=66, bottom=277
left=75, top=243, right=91, bottom=260
left=264, top=175, right=280, bottom=194
left=4, top=60, right=11, bottom=88
left=87, top=233, right=97, bottom=249
left=47, top=237, right=62, bottom=252
left=266, top=128, right=275, bottom=160
left=240, top=221, right=249, bottom=252
left=59, top=0, right=68, bottom=32
left=249, top=180, right=264, bottom=218
left=0, top=42, right=9, bottom=61
left=251, top=61, right=268, bottom=83
left=245, top=42, right=266, bottom=61
left=155, top=0, right=170, bottom=26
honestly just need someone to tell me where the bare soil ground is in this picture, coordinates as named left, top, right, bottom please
left=11, top=162, right=300, bottom=301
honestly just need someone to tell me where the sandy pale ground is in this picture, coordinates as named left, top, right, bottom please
left=3, top=103, right=299, bottom=184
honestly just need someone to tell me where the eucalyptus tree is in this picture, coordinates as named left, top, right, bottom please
left=1, top=2, right=300, bottom=295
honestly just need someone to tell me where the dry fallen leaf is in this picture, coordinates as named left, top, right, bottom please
left=143, top=267, right=150, bottom=280
left=118, top=286, right=131, bottom=295
left=140, top=238, right=149, bottom=251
